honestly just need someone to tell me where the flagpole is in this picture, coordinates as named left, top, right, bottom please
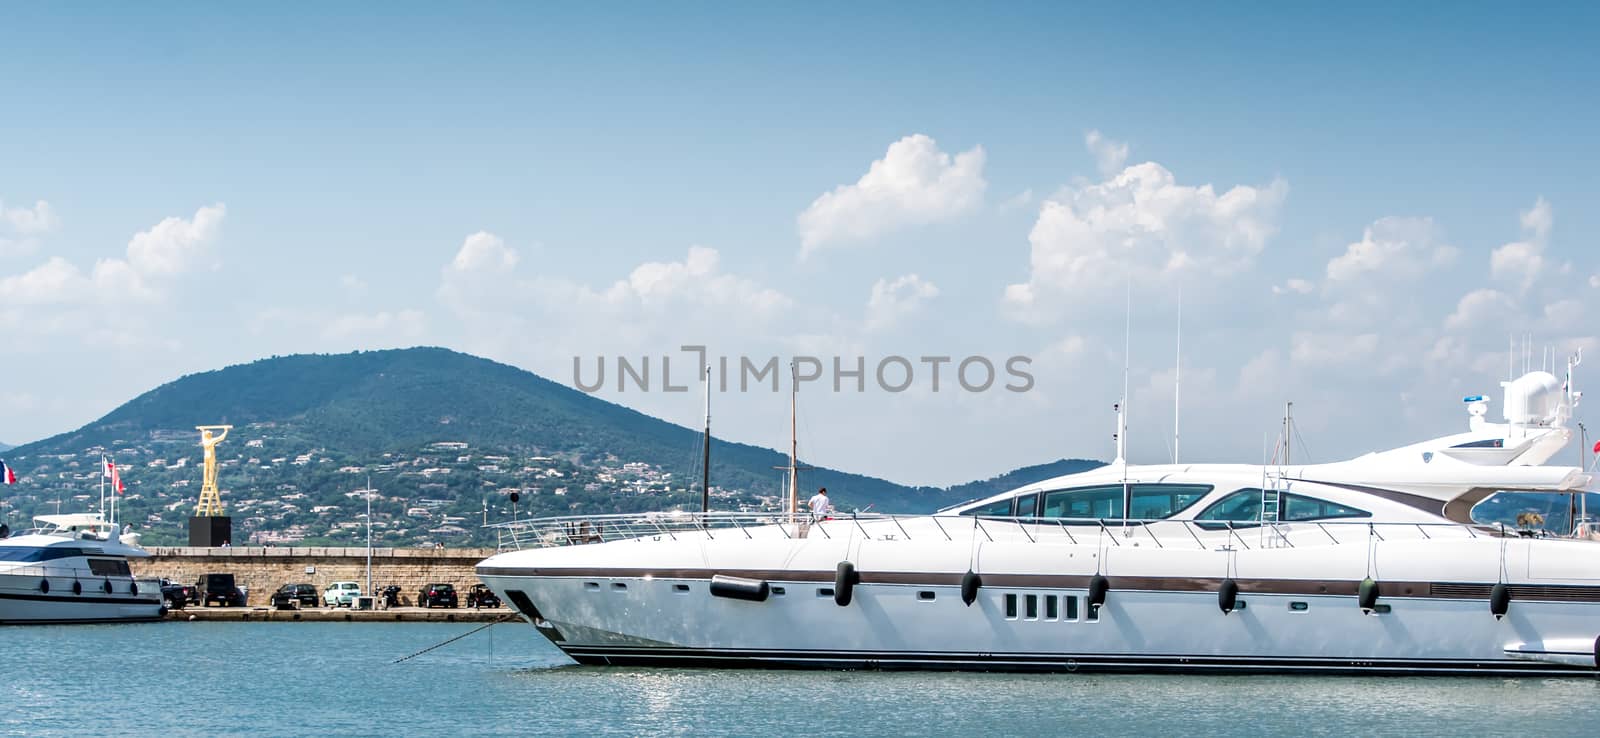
left=99, top=454, right=106, bottom=519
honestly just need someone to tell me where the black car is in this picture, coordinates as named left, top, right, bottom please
left=270, top=583, right=319, bottom=609
left=158, top=578, right=193, bottom=610
left=465, top=584, right=501, bottom=609
left=196, top=573, right=247, bottom=607
left=417, top=583, right=458, bottom=608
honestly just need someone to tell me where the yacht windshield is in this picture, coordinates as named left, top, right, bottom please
left=1195, top=488, right=1370, bottom=526
left=0, top=546, right=93, bottom=563
left=1038, top=484, right=1213, bottom=521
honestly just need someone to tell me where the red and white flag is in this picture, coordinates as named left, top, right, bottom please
left=104, top=458, right=125, bottom=494
left=1, top=460, right=15, bottom=485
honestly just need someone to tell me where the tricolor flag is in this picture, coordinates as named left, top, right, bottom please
left=104, top=458, right=125, bottom=494
left=1, top=460, right=15, bottom=485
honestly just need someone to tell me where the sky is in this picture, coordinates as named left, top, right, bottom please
left=2, top=4, right=1598, bottom=486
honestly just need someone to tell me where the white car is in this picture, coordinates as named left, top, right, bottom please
left=323, top=581, right=361, bottom=607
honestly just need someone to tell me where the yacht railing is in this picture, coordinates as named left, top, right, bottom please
left=486, top=511, right=1579, bottom=553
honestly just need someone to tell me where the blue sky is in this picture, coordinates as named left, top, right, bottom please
left=3, top=4, right=1597, bottom=485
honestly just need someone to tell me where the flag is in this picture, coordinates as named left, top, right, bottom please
left=1594, top=440, right=1600, bottom=455
left=1, top=460, right=15, bottom=485
left=104, top=458, right=125, bottom=494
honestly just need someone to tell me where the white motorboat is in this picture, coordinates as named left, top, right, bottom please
left=0, top=513, right=165, bottom=624
left=478, top=361, right=1600, bottom=675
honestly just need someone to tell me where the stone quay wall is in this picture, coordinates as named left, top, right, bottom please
left=130, top=547, right=497, bottom=607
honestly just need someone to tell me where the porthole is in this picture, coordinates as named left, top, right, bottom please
left=818, top=588, right=835, bottom=598
left=917, top=591, right=936, bottom=601
left=1372, top=604, right=1392, bottom=614
left=771, top=586, right=786, bottom=596
left=584, top=582, right=600, bottom=591
left=1004, top=593, right=1018, bottom=619
left=671, top=584, right=690, bottom=593
left=1289, top=601, right=1309, bottom=611
left=611, top=582, right=627, bottom=591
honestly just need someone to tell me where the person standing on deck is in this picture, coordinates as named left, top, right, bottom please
left=808, top=487, right=833, bottom=520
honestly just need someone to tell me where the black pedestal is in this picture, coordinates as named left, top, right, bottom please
left=189, top=516, right=232, bottom=547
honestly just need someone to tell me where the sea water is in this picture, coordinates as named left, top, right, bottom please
left=5, top=621, right=1599, bottom=737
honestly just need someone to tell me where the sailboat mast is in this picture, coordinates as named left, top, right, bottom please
left=1283, top=402, right=1293, bottom=466
left=1174, top=286, right=1182, bottom=464
left=788, top=362, right=799, bottom=516
left=701, top=365, right=712, bottom=513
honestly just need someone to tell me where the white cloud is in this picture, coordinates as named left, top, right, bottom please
left=0, top=204, right=225, bottom=354
left=1289, top=332, right=1379, bottom=366
left=1521, top=196, right=1553, bottom=240
left=1589, top=274, right=1600, bottom=289
left=1542, top=299, right=1584, bottom=330
left=0, top=257, right=87, bottom=305
left=797, top=134, right=986, bottom=255
left=1004, top=151, right=1286, bottom=315
left=0, top=199, right=60, bottom=257
left=864, top=273, right=940, bottom=331
left=449, top=231, right=519, bottom=272
left=1084, top=130, right=1129, bottom=176
left=322, top=309, right=427, bottom=341
left=1325, top=216, right=1456, bottom=282
left=1489, top=197, right=1552, bottom=292
left=1444, top=288, right=1515, bottom=331
left=1, top=199, right=58, bottom=235
left=125, top=203, right=225, bottom=276
left=592, top=246, right=792, bottom=313
left=1272, top=278, right=1315, bottom=295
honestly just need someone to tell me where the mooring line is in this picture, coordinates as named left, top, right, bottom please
left=392, top=613, right=517, bottom=664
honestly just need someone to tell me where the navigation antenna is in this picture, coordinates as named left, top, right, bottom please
left=700, top=364, right=712, bottom=513
left=774, top=361, right=811, bottom=516
left=1114, top=281, right=1130, bottom=467
left=1173, top=285, right=1182, bottom=465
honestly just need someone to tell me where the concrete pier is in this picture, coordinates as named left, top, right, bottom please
left=166, top=605, right=513, bottom=622
left=131, top=546, right=496, bottom=608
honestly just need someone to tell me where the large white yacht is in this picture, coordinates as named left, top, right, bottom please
left=0, top=513, right=165, bottom=624
left=478, top=361, right=1600, bottom=675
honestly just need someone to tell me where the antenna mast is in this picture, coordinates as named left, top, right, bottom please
left=1282, top=402, right=1293, bottom=466
left=1115, top=282, right=1130, bottom=466
left=1174, top=285, right=1182, bottom=464
left=700, top=364, right=712, bottom=513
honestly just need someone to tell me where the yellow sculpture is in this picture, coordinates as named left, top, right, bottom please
left=194, top=425, right=233, bottom=516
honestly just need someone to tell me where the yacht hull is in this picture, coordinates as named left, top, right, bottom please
left=0, top=574, right=165, bottom=624
left=479, top=523, right=1600, bottom=676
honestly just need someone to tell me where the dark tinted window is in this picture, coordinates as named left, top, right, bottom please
left=1128, top=485, right=1212, bottom=520
left=1281, top=494, right=1370, bottom=522
left=961, top=498, right=1015, bottom=517
left=0, top=547, right=92, bottom=562
left=87, top=558, right=131, bottom=576
left=1038, top=484, right=1211, bottom=520
left=1014, top=493, right=1039, bottom=518
left=1196, top=488, right=1370, bottom=525
left=1041, top=486, right=1124, bottom=519
left=1195, top=489, right=1264, bottom=523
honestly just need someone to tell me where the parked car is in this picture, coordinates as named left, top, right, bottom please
left=417, top=583, right=458, bottom=608
left=159, top=578, right=194, bottom=610
left=195, top=573, right=246, bottom=607
left=270, top=583, right=319, bottom=610
left=465, top=584, right=501, bottom=609
left=323, top=581, right=361, bottom=608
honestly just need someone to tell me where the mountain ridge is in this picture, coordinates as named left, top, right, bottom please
left=4, top=348, right=1103, bottom=545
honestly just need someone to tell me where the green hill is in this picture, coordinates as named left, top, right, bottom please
left=3, top=348, right=1096, bottom=546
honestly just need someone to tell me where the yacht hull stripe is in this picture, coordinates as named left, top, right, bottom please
left=474, top=568, right=1600, bottom=602
left=555, top=646, right=1595, bottom=676
left=0, top=592, right=158, bottom=606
